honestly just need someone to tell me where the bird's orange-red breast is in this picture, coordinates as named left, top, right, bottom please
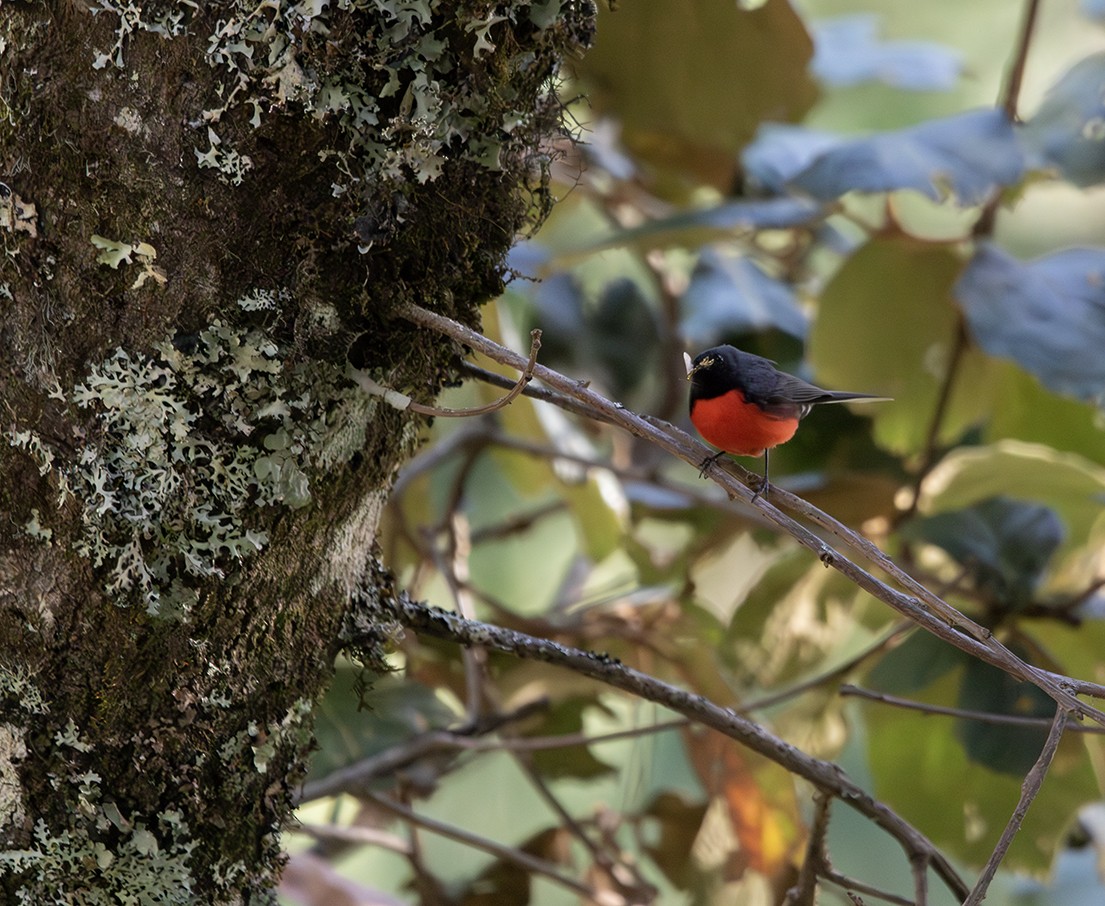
left=685, top=345, right=887, bottom=483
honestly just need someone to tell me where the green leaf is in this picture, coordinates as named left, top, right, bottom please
left=524, top=697, right=617, bottom=780
left=1021, top=50, right=1105, bottom=187
left=955, top=653, right=1055, bottom=775
left=918, top=442, right=1105, bottom=583
left=865, top=665, right=1096, bottom=872
left=904, top=496, right=1065, bottom=610
left=866, top=631, right=970, bottom=694
left=810, top=235, right=996, bottom=455
left=308, top=667, right=457, bottom=783
left=562, top=476, right=625, bottom=562
left=985, top=359, right=1105, bottom=465
left=574, top=0, right=817, bottom=191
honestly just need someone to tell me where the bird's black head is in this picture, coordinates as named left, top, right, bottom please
left=685, top=345, right=746, bottom=400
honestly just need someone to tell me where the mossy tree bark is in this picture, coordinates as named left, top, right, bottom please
left=0, top=2, right=590, bottom=901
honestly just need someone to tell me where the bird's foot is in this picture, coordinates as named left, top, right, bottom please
left=697, top=450, right=726, bottom=479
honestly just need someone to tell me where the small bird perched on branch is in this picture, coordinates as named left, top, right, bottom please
left=685, top=345, right=888, bottom=498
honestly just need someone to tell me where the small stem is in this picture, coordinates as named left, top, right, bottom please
left=367, top=791, right=611, bottom=902
left=841, top=685, right=1105, bottom=732
left=898, top=317, right=967, bottom=523
left=963, top=707, right=1070, bottom=905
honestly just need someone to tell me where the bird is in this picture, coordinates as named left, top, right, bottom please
left=685, top=345, right=888, bottom=498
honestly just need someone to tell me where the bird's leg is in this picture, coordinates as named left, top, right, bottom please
left=698, top=449, right=727, bottom=479
left=750, top=450, right=770, bottom=502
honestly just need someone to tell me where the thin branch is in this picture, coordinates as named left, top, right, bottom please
left=823, top=870, right=913, bottom=906
left=397, top=302, right=1105, bottom=729
left=897, top=318, right=967, bottom=523
left=785, top=793, right=830, bottom=905
left=963, top=707, right=1070, bottom=906
left=353, top=329, right=542, bottom=418
left=902, top=0, right=1041, bottom=512
left=460, top=361, right=620, bottom=426
left=357, top=593, right=970, bottom=901
left=293, top=821, right=412, bottom=855
left=841, top=685, right=1105, bottom=733
left=298, top=717, right=688, bottom=804
left=366, top=790, right=612, bottom=903
left=974, top=0, right=1041, bottom=236
left=741, top=623, right=912, bottom=714
left=1000, top=0, right=1041, bottom=121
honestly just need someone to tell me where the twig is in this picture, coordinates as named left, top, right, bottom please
left=897, top=318, right=967, bottom=523
left=963, top=707, right=1070, bottom=905
left=823, top=870, right=912, bottom=906
left=974, top=0, right=1040, bottom=236
left=741, top=623, right=912, bottom=714
left=397, top=302, right=1105, bottom=728
left=841, top=685, right=1105, bottom=733
left=1000, top=0, right=1041, bottom=121
left=785, top=793, right=830, bottom=905
left=358, top=593, right=970, bottom=901
left=366, top=790, right=613, bottom=903
left=298, top=717, right=689, bottom=803
left=353, top=329, right=542, bottom=418
left=293, top=821, right=412, bottom=855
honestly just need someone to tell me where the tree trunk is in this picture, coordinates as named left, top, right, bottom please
left=0, top=2, right=590, bottom=900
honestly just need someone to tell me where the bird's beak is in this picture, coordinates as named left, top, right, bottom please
left=683, top=352, right=694, bottom=379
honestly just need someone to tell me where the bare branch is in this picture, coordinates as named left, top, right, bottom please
left=357, top=593, right=970, bottom=901
left=963, top=707, right=1070, bottom=905
left=366, top=790, right=615, bottom=903
left=354, top=328, right=542, bottom=418
left=842, top=685, right=1105, bottom=732
left=398, top=302, right=1105, bottom=728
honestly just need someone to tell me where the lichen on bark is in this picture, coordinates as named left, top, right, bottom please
left=0, top=0, right=593, bottom=899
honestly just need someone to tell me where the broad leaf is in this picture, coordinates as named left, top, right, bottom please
left=792, top=109, right=1025, bottom=204
left=956, top=243, right=1105, bottom=401
left=638, top=792, right=710, bottom=890
left=574, top=0, right=817, bottom=190
left=1022, top=51, right=1105, bottom=187
left=742, top=123, right=844, bottom=193
left=589, top=277, right=660, bottom=396
left=681, top=249, right=807, bottom=345
left=811, top=15, right=962, bottom=91
left=524, top=697, right=617, bottom=780
left=919, top=442, right=1105, bottom=582
left=810, top=236, right=995, bottom=455
left=309, top=669, right=457, bottom=782
left=904, top=496, right=1065, bottom=611
left=866, top=631, right=970, bottom=694
left=955, top=652, right=1056, bottom=775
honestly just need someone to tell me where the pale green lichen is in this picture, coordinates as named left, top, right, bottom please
left=0, top=726, right=197, bottom=903
left=88, top=0, right=583, bottom=191
left=194, top=126, right=254, bottom=186
left=9, top=310, right=367, bottom=618
left=0, top=807, right=196, bottom=905
left=0, top=665, right=48, bottom=716
left=22, top=509, right=52, bottom=544
left=0, top=724, right=28, bottom=833
left=217, top=697, right=314, bottom=780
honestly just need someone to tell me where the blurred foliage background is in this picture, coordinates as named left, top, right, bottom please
left=284, top=1, right=1105, bottom=904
